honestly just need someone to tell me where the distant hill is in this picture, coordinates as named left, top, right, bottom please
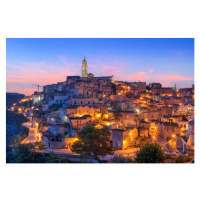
left=6, top=92, right=25, bottom=108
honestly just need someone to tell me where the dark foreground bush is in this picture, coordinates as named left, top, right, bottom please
left=108, top=155, right=127, bottom=163
left=135, top=143, right=165, bottom=163
left=6, top=142, right=70, bottom=163
left=176, top=155, right=193, bottom=163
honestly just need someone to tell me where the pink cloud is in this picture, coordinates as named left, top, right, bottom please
left=6, top=59, right=81, bottom=95
left=164, top=76, right=193, bottom=81
left=129, top=72, right=146, bottom=80
left=6, top=87, right=36, bottom=96
left=148, top=69, right=153, bottom=74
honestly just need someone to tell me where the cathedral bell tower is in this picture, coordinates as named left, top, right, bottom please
left=82, top=56, right=88, bottom=77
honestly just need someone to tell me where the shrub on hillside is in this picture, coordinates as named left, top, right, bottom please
left=108, top=155, right=127, bottom=163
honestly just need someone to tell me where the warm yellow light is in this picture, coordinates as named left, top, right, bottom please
left=96, top=113, right=101, bottom=117
left=123, top=140, right=126, bottom=144
left=13, top=103, right=16, bottom=106
left=32, top=106, right=34, bottom=109
left=95, top=124, right=103, bottom=129
left=129, top=132, right=132, bottom=136
left=172, top=134, right=176, bottom=138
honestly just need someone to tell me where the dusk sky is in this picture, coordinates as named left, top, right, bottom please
left=6, top=38, right=194, bottom=96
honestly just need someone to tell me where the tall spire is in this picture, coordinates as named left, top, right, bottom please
left=82, top=57, right=88, bottom=77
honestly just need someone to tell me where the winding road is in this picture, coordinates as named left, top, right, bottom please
left=21, top=117, right=41, bottom=144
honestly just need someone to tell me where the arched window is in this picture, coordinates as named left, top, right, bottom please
left=74, top=101, right=76, bottom=104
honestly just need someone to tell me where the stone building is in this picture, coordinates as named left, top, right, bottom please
left=187, top=120, right=194, bottom=150
left=82, top=57, right=88, bottom=77
left=158, top=122, right=180, bottom=141
left=131, top=81, right=146, bottom=92
left=160, top=106, right=173, bottom=116
left=111, top=128, right=138, bottom=150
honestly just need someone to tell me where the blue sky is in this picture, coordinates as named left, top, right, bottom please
left=6, top=38, right=194, bottom=95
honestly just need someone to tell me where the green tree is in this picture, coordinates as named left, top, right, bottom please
left=175, top=155, right=193, bottom=163
left=11, top=143, right=36, bottom=163
left=34, top=141, right=48, bottom=151
left=135, top=143, right=165, bottom=163
left=7, top=142, right=70, bottom=163
left=71, top=125, right=114, bottom=163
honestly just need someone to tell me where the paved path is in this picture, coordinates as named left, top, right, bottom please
left=21, top=118, right=41, bottom=144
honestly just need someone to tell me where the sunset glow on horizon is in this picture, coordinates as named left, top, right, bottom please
left=6, top=38, right=194, bottom=96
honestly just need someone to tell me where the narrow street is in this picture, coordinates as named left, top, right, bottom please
left=21, top=117, right=41, bottom=144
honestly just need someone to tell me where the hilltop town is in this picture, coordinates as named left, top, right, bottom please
left=8, top=57, right=195, bottom=163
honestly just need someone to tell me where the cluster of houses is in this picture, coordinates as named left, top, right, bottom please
left=10, top=58, right=195, bottom=156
